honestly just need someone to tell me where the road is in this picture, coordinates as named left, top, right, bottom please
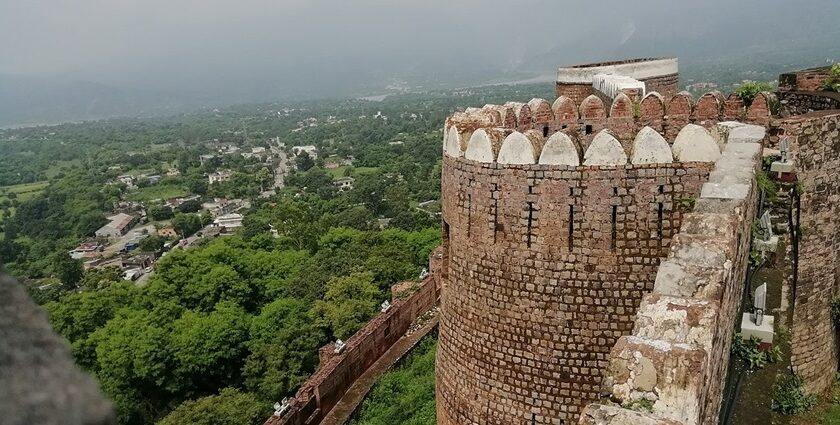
left=270, top=146, right=289, bottom=189
left=102, top=224, right=156, bottom=256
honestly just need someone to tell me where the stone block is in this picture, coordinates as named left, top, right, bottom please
left=579, top=403, right=682, bottom=425
left=605, top=336, right=707, bottom=424
left=740, top=313, right=775, bottom=344
left=700, top=182, right=750, bottom=200
left=770, top=161, right=795, bottom=173
left=633, top=294, right=720, bottom=348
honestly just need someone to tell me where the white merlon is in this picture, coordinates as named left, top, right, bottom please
left=539, top=132, right=580, bottom=166
left=583, top=130, right=627, bottom=166
left=444, top=126, right=462, bottom=157
left=465, top=128, right=509, bottom=163
left=631, top=127, right=673, bottom=164
left=592, top=73, right=646, bottom=100
left=557, top=58, right=678, bottom=84
left=673, top=124, right=721, bottom=163
left=497, top=132, right=538, bottom=165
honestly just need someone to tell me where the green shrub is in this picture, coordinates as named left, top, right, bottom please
left=622, top=398, right=654, bottom=413
left=732, top=334, right=778, bottom=370
left=735, top=81, right=775, bottom=106
left=772, top=374, right=816, bottom=414
left=756, top=168, right=779, bottom=203
left=831, top=297, right=840, bottom=326
left=822, top=64, right=840, bottom=93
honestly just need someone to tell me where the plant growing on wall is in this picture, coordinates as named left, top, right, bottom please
left=830, top=297, right=840, bottom=327
left=735, top=81, right=775, bottom=106
left=822, top=64, right=840, bottom=92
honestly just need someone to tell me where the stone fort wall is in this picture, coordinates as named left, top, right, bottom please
left=438, top=158, right=711, bottom=424
left=435, top=91, right=759, bottom=423
left=578, top=128, right=763, bottom=425
left=437, top=74, right=775, bottom=423
left=780, top=110, right=840, bottom=395
left=265, top=250, right=442, bottom=425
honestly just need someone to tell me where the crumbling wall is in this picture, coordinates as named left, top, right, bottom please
left=781, top=111, right=840, bottom=395
left=577, top=125, right=763, bottom=425
left=265, top=250, right=442, bottom=425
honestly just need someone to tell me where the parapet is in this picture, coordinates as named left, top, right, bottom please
left=443, top=91, right=777, bottom=169
left=578, top=122, right=764, bottom=425
left=556, top=58, right=679, bottom=103
left=556, top=58, right=679, bottom=85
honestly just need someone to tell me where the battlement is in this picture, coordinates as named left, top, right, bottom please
left=444, top=90, right=776, bottom=168
left=556, top=58, right=680, bottom=103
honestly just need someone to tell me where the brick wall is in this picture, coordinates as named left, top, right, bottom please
left=783, top=111, right=840, bottom=395
left=556, top=74, right=679, bottom=106
left=577, top=125, right=763, bottom=425
left=265, top=250, right=442, bottom=425
left=779, top=67, right=832, bottom=92
left=436, top=157, right=711, bottom=424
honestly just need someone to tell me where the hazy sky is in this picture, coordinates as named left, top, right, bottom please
left=2, top=0, right=839, bottom=114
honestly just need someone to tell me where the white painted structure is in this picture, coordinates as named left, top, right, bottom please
left=556, top=58, right=678, bottom=84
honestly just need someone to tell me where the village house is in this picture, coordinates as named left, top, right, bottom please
left=208, top=170, right=233, bottom=185
left=333, top=177, right=355, bottom=191
left=69, top=242, right=104, bottom=260
left=291, top=145, right=318, bottom=159
left=94, top=213, right=136, bottom=239
left=213, top=213, right=243, bottom=230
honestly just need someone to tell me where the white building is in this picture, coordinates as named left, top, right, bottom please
left=208, top=170, right=233, bottom=185
left=291, top=145, right=318, bottom=159
left=95, top=213, right=136, bottom=239
left=213, top=213, right=243, bottom=229
left=333, top=177, right=355, bottom=191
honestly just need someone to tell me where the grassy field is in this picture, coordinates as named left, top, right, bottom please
left=326, top=166, right=380, bottom=179
left=0, top=181, right=49, bottom=225
left=45, top=159, right=82, bottom=179
left=125, top=184, right=189, bottom=202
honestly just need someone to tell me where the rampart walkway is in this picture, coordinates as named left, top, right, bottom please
left=320, top=313, right=440, bottom=425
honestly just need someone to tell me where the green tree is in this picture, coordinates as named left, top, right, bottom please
left=172, top=213, right=201, bottom=237
left=156, top=388, right=269, bottom=425
left=310, top=270, right=380, bottom=339
left=53, top=252, right=83, bottom=290
left=169, top=302, right=251, bottom=394
left=149, top=204, right=174, bottom=221
left=79, top=266, right=123, bottom=291
left=243, top=298, right=324, bottom=400
left=295, top=151, right=315, bottom=171
left=139, top=235, right=167, bottom=253
left=256, top=167, right=272, bottom=191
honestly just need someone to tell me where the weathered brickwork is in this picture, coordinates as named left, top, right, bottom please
left=782, top=112, right=840, bottom=395
left=576, top=126, right=763, bottom=425
left=265, top=251, right=442, bottom=425
left=779, top=91, right=840, bottom=117
left=437, top=155, right=711, bottom=424
left=779, top=67, right=833, bottom=92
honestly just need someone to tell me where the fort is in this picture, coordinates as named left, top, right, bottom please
left=436, top=58, right=840, bottom=425
left=3, top=58, right=838, bottom=425
left=258, top=58, right=840, bottom=425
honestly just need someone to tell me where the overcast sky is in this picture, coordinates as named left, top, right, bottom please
left=1, top=0, right=839, bottom=120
